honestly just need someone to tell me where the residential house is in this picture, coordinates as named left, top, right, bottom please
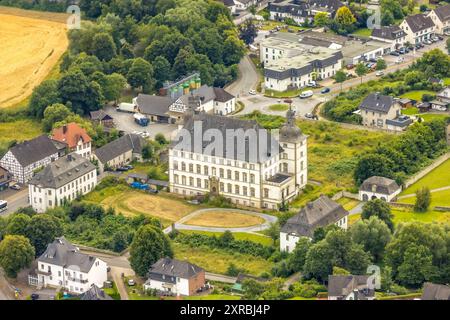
left=28, top=153, right=97, bottom=213
left=234, top=0, right=258, bottom=11
left=398, top=98, right=414, bottom=109
left=221, top=0, right=236, bottom=14
left=213, top=87, right=236, bottom=115
left=437, top=87, right=450, bottom=104
left=31, top=237, right=108, bottom=294
left=427, top=4, right=450, bottom=35
left=328, top=275, right=375, bottom=300
left=358, top=93, right=412, bottom=131
left=90, top=110, right=114, bottom=128
left=269, top=0, right=344, bottom=25
left=359, top=176, right=401, bottom=202
left=421, top=282, right=450, bottom=300
left=51, top=123, right=92, bottom=158
left=0, top=166, right=12, bottom=191
left=143, top=257, right=205, bottom=296
left=280, top=195, right=348, bottom=252
left=169, top=108, right=308, bottom=209
left=93, top=134, right=144, bottom=173
left=370, top=26, right=407, bottom=51
left=80, top=284, right=113, bottom=300
left=430, top=100, right=448, bottom=111
left=0, top=135, right=59, bottom=184
left=400, top=14, right=435, bottom=45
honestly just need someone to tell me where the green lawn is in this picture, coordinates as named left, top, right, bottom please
left=0, top=119, right=43, bottom=155
left=265, top=88, right=304, bottom=98
left=443, top=77, right=450, bottom=86
left=180, top=230, right=273, bottom=246
left=352, top=28, right=372, bottom=37
left=350, top=208, right=450, bottom=225
left=420, top=114, right=450, bottom=122
left=398, top=189, right=450, bottom=208
left=336, top=197, right=360, bottom=211
left=269, top=104, right=289, bottom=112
left=400, top=90, right=435, bottom=101
left=184, top=295, right=241, bottom=300
left=402, top=107, right=419, bottom=115
left=401, top=159, right=450, bottom=195
left=172, top=242, right=273, bottom=276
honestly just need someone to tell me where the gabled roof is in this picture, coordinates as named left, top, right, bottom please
left=328, top=275, right=375, bottom=299
left=404, top=14, right=434, bottom=33
left=281, top=195, right=348, bottom=237
left=80, top=284, right=113, bottom=300
left=178, top=85, right=216, bottom=106
left=172, top=112, right=281, bottom=163
left=359, top=176, right=400, bottom=195
left=221, top=0, right=235, bottom=7
left=90, top=110, right=113, bottom=121
left=29, top=153, right=96, bottom=189
left=213, top=87, right=235, bottom=103
left=433, top=4, right=450, bottom=23
left=94, top=134, right=144, bottom=164
left=359, top=93, right=397, bottom=114
left=421, top=282, right=450, bottom=300
left=38, top=237, right=99, bottom=273
left=147, top=257, right=204, bottom=283
left=371, top=26, right=406, bottom=40
left=51, top=123, right=92, bottom=149
left=135, top=94, right=173, bottom=117
left=7, top=135, right=59, bottom=167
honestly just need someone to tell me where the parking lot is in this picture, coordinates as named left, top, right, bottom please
left=105, top=105, right=177, bottom=140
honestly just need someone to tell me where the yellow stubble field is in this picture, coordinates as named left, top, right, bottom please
left=0, top=6, right=69, bottom=108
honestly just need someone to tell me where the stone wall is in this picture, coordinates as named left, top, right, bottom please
left=404, top=152, right=450, bottom=189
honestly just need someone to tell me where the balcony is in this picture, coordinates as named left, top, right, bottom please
left=67, top=277, right=88, bottom=284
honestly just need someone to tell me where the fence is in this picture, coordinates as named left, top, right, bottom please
left=331, top=191, right=360, bottom=201
left=403, top=152, right=450, bottom=189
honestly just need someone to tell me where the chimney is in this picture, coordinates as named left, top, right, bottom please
left=63, top=125, right=68, bottom=134
left=374, top=92, right=380, bottom=100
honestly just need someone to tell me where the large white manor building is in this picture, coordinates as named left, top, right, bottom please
left=168, top=105, right=308, bottom=209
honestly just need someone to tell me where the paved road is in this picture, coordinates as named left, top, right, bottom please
left=0, top=188, right=28, bottom=217
left=225, top=55, right=260, bottom=97
left=164, top=208, right=278, bottom=234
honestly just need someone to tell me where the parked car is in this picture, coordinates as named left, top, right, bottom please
left=368, top=58, right=377, bottom=63
left=122, top=165, right=134, bottom=170
left=116, top=167, right=130, bottom=172
left=299, top=90, right=313, bottom=99
left=321, top=87, right=330, bottom=94
left=346, top=64, right=355, bottom=70
left=395, top=57, right=404, bottom=64
left=248, top=89, right=257, bottom=95
left=390, top=51, right=400, bottom=56
left=436, top=35, right=443, bottom=41
left=128, top=279, right=136, bottom=286
left=423, top=39, right=432, bottom=45
left=376, top=71, right=384, bottom=77
left=31, top=293, right=39, bottom=300
left=305, top=113, right=315, bottom=119
left=9, top=184, right=21, bottom=190
left=187, top=199, right=201, bottom=205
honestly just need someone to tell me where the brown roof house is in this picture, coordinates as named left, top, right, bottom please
left=143, top=258, right=205, bottom=296
left=328, top=275, right=375, bottom=300
left=280, top=195, right=349, bottom=253
left=359, top=176, right=401, bottom=202
left=51, top=123, right=92, bottom=158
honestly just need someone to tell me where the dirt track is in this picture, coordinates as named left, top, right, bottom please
left=0, top=7, right=68, bottom=108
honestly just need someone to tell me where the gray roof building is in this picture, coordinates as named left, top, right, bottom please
left=135, top=94, right=173, bottom=117
left=328, top=275, right=375, bottom=300
left=213, top=87, right=235, bottom=103
left=281, top=195, right=348, bottom=238
left=359, top=176, right=400, bottom=195
left=94, top=134, right=144, bottom=164
left=38, top=237, right=97, bottom=273
left=421, top=282, right=450, bottom=300
left=9, top=135, right=59, bottom=167
left=433, top=4, right=450, bottom=23
left=359, top=93, right=397, bottom=114
left=404, top=14, right=435, bottom=33
left=371, top=26, right=406, bottom=40
left=147, top=258, right=204, bottom=284
left=90, top=110, right=113, bottom=121
left=29, top=153, right=95, bottom=189
left=80, top=284, right=113, bottom=300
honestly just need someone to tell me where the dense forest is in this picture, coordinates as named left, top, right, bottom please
left=13, top=0, right=245, bottom=119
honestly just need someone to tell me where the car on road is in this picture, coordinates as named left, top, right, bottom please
left=299, top=90, right=313, bottom=99
left=248, top=89, right=257, bottom=95
left=9, top=184, right=21, bottom=190
left=390, top=51, right=400, bottom=56
left=128, top=279, right=136, bottom=286
left=423, top=39, right=432, bottom=45
left=395, top=57, right=404, bottom=64
left=376, top=71, right=384, bottom=77
left=320, top=87, right=330, bottom=94
left=415, top=43, right=423, bottom=50
left=31, top=293, right=39, bottom=300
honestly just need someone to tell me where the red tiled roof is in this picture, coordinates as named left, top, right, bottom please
left=51, top=123, right=91, bottom=149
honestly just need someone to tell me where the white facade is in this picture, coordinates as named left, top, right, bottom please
left=400, top=19, right=435, bottom=44
left=29, top=169, right=97, bottom=213
left=36, top=257, right=107, bottom=294
left=0, top=150, right=58, bottom=184
left=428, top=8, right=450, bottom=35
left=73, top=139, right=91, bottom=158
left=214, top=97, right=236, bottom=115
left=144, top=277, right=190, bottom=296
left=358, top=188, right=401, bottom=203
left=280, top=215, right=348, bottom=253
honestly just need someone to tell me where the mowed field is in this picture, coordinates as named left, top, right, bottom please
left=0, top=6, right=68, bottom=108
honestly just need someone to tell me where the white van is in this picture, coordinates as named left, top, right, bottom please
left=299, top=90, right=313, bottom=99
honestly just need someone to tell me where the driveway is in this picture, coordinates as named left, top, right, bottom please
left=104, top=105, right=177, bottom=140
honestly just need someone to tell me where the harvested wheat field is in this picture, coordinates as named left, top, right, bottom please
left=0, top=6, right=68, bottom=108
left=100, top=191, right=197, bottom=225
left=184, top=210, right=265, bottom=228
